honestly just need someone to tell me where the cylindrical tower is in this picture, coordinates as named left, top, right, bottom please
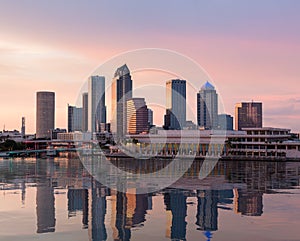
left=36, top=91, right=55, bottom=139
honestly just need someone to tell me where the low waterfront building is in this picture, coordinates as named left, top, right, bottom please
left=124, top=127, right=300, bottom=160
left=57, top=132, right=83, bottom=141
left=50, top=128, right=67, bottom=140
left=228, top=127, right=300, bottom=159
left=126, top=129, right=240, bottom=157
left=0, top=130, right=24, bottom=142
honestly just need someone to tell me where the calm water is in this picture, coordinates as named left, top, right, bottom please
left=0, top=157, right=300, bottom=241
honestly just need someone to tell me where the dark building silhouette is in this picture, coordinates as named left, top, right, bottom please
left=196, top=190, right=218, bottom=232
left=235, top=102, right=263, bottom=130
left=91, top=182, right=108, bottom=241
left=82, top=92, right=89, bottom=132
left=132, top=194, right=149, bottom=226
left=115, top=192, right=131, bottom=240
left=164, top=190, right=187, bottom=240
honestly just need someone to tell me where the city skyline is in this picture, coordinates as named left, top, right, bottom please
left=1, top=1, right=300, bottom=133
left=3, top=76, right=297, bottom=136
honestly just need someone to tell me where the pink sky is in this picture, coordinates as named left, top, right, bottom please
left=0, top=1, right=300, bottom=133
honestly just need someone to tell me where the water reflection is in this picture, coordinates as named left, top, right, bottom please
left=0, top=158, right=299, bottom=240
left=36, top=160, right=56, bottom=233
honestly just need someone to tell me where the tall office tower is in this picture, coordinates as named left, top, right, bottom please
left=164, top=79, right=186, bottom=130
left=88, top=76, right=106, bottom=133
left=218, top=114, right=233, bottom=130
left=127, top=98, right=148, bottom=135
left=36, top=91, right=55, bottom=139
left=21, top=117, right=25, bottom=138
left=82, top=92, right=88, bottom=132
left=111, top=64, right=133, bottom=139
left=148, top=108, right=153, bottom=127
left=197, top=81, right=218, bottom=129
left=235, top=102, right=262, bottom=130
left=67, top=105, right=83, bottom=132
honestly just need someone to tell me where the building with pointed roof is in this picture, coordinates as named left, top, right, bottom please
left=111, top=64, right=133, bottom=140
left=201, top=81, right=215, bottom=91
left=114, top=64, right=130, bottom=78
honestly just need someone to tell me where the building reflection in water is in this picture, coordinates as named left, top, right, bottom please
left=234, top=189, right=263, bottom=216
left=1, top=158, right=299, bottom=239
left=196, top=190, right=218, bottom=232
left=67, top=189, right=89, bottom=228
left=91, top=180, right=109, bottom=241
left=164, top=190, right=187, bottom=240
left=36, top=160, right=56, bottom=234
left=115, top=191, right=131, bottom=240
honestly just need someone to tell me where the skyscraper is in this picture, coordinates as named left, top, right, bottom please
left=164, top=79, right=186, bottom=130
left=127, top=98, right=148, bottom=134
left=235, top=102, right=262, bottom=130
left=197, top=82, right=218, bottom=129
left=36, top=91, right=55, bottom=139
left=82, top=92, right=88, bottom=132
left=67, top=105, right=83, bottom=132
left=111, top=64, right=133, bottom=139
left=88, top=76, right=106, bottom=133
